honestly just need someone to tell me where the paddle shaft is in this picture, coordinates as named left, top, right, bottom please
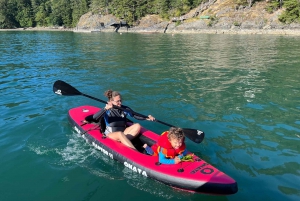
left=83, top=93, right=106, bottom=104
left=83, top=93, right=174, bottom=126
left=53, top=80, right=204, bottom=143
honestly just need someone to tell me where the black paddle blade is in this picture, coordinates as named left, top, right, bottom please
left=182, top=128, right=205, bottom=144
left=53, top=80, right=82, bottom=96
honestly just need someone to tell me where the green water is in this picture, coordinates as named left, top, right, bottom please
left=0, top=31, right=299, bottom=201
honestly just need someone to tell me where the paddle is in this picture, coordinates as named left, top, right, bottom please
left=53, top=80, right=205, bottom=143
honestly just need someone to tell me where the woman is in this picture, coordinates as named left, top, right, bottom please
left=93, top=90, right=155, bottom=149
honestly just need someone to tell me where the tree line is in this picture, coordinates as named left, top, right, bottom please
left=0, top=0, right=299, bottom=29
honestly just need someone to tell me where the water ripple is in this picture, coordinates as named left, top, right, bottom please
left=1, top=31, right=300, bottom=201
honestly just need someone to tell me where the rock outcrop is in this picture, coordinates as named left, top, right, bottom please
left=75, top=0, right=300, bottom=35
left=74, top=12, right=118, bottom=32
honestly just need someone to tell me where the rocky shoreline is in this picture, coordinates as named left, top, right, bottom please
left=118, top=26, right=300, bottom=35
left=0, top=27, right=73, bottom=32
left=2, top=24, right=300, bottom=36
left=72, top=0, right=300, bottom=36
left=74, top=25, right=300, bottom=36
left=2, top=15, right=300, bottom=36
left=2, top=1, right=300, bottom=36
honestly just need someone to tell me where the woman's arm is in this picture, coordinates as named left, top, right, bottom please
left=121, top=105, right=147, bottom=120
left=92, top=108, right=107, bottom=121
left=121, top=105, right=155, bottom=121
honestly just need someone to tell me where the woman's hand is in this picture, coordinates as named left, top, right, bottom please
left=147, top=115, right=155, bottom=121
left=105, top=102, right=113, bottom=110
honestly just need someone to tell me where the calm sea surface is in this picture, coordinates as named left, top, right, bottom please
left=0, top=31, right=299, bottom=201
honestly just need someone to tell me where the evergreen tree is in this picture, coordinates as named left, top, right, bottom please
left=0, top=0, right=18, bottom=28
left=279, top=0, right=300, bottom=23
left=71, top=0, right=90, bottom=26
left=16, top=0, right=34, bottom=27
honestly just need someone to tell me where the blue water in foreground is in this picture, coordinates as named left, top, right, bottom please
left=0, top=31, right=299, bottom=201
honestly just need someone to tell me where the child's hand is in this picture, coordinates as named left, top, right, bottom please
left=174, top=157, right=181, bottom=164
left=181, top=154, right=194, bottom=162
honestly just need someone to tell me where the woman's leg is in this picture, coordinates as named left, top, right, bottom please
left=107, top=131, right=136, bottom=150
left=124, top=123, right=141, bottom=140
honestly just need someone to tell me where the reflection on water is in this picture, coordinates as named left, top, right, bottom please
left=0, top=31, right=299, bottom=201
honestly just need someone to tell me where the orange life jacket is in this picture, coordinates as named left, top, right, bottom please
left=151, top=131, right=186, bottom=158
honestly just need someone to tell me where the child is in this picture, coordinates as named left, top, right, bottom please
left=143, top=127, right=188, bottom=164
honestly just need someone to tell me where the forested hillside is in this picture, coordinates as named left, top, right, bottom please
left=0, top=0, right=299, bottom=29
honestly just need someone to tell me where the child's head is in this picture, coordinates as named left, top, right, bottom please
left=168, top=127, right=184, bottom=149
